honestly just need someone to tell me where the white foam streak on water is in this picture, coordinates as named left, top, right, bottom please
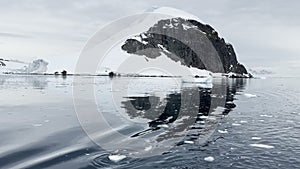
left=260, top=115, right=273, bottom=118
left=250, top=144, right=274, bottom=149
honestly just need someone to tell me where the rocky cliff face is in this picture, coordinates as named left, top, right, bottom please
left=121, top=17, right=251, bottom=77
left=0, top=59, right=6, bottom=66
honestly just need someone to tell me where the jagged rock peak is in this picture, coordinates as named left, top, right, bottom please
left=122, top=16, right=252, bottom=78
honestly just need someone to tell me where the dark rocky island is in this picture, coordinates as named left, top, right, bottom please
left=121, top=17, right=252, bottom=78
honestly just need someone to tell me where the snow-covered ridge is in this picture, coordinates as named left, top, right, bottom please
left=128, top=17, right=203, bottom=46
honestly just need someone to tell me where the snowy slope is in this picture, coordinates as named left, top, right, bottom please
left=99, top=42, right=211, bottom=78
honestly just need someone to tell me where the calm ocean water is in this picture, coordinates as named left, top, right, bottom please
left=0, top=75, right=299, bottom=169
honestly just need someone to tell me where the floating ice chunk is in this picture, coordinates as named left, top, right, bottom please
left=204, top=156, right=215, bottom=162
left=218, top=130, right=228, bottom=134
left=199, top=115, right=208, bottom=119
left=157, top=124, right=169, bottom=128
left=108, top=154, right=126, bottom=162
left=240, top=120, right=248, bottom=123
left=244, top=93, right=257, bottom=98
left=207, top=117, right=216, bottom=121
left=32, top=124, right=42, bottom=127
left=250, top=144, right=274, bottom=149
left=232, top=123, right=241, bottom=126
left=251, top=137, right=262, bottom=140
left=44, top=120, right=50, bottom=123
left=145, top=146, right=152, bottom=151
left=184, top=140, right=194, bottom=144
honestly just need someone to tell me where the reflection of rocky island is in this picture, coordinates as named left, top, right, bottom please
left=121, top=78, right=246, bottom=142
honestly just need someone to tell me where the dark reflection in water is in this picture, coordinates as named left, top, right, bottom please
left=121, top=78, right=246, bottom=142
left=1, top=76, right=299, bottom=169
left=0, top=76, right=252, bottom=169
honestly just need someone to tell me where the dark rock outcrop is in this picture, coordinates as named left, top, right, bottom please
left=61, top=70, right=67, bottom=76
left=0, top=59, right=6, bottom=66
left=0, top=61, right=5, bottom=67
left=121, top=17, right=251, bottom=77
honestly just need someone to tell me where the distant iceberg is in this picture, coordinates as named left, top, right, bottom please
left=0, top=58, right=48, bottom=74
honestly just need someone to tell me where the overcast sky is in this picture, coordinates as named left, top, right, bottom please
left=0, top=0, right=299, bottom=76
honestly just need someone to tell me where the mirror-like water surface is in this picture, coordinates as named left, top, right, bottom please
left=0, top=75, right=299, bottom=169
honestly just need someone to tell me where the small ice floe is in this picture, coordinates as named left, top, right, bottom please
left=166, top=116, right=173, bottom=121
left=244, top=93, right=257, bottom=98
left=144, top=146, right=152, bottom=151
left=232, top=123, right=242, bottom=126
left=199, top=115, right=208, bottom=119
left=184, top=140, right=194, bottom=144
left=251, top=137, right=262, bottom=140
left=204, top=156, right=215, bottom=162
left=32, top=123, right=42, bottom=127
left=44, top=120, right=50, bottom=123
left=108, top=154, right=126, bottom=162
left=260, top=115, right=273, bottom=118
left=157, top=124, right=169, bottom=128
left=218, top=130, right=228, bottom=134
left=250, top=144, right=274, bottom=149
left=207, top=117, right=216, bottom=121
left=240, top=120, right=248, bottom=123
